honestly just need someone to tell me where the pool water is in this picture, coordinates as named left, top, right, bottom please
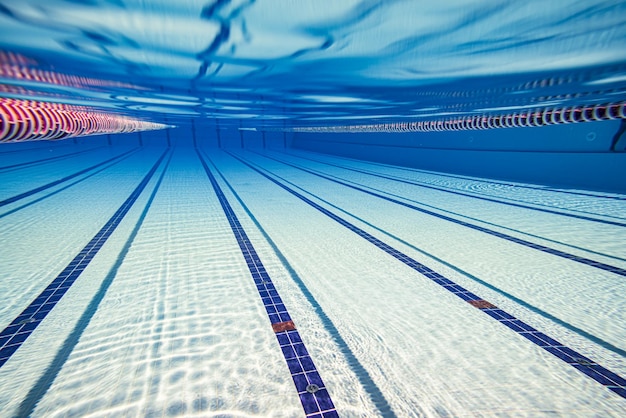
left=1, top=1, right=626, bottom=417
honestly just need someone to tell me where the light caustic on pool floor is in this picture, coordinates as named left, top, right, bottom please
left=0, top=145, right=625, bottom=417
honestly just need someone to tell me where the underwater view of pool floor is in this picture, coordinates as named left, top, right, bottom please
left=0, top=143, right=625, bottom=417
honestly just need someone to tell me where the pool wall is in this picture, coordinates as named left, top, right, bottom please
left=292, top=120, right=626, bottom=193
left=4, top=119, right=624, bottom=192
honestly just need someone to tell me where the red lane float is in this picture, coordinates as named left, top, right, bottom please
left=0, top=98, right=168, bottom=142
left=283, top=102, right=626, bottom=133
left=0, top=51, right=141, bottom=91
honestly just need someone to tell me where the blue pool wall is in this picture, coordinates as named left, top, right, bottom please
left=292, top=120, right=626, bottom=193
left=3, top=119, right=624, bottom=193
left=116, top=123, right=295, bottom=150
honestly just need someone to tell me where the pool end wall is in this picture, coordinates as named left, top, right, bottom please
left=292, top=120, right=626, bottom=193
left=3, top=120, right=623, bottom=193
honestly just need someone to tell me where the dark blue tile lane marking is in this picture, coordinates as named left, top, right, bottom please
left=256, top=165, right=626, bottom=360
left=260, top=153, right=626, bottom=267
left=0, top=146, right=106, bottom=172
left=0, top=149, right=169, bottom=368
left=206, top=152, right=396, bottom=417
left=0, top=142, right=77, bottom=155
left=0, top=148, right=142, bottom=220
left=297, top=150, right=626, bottom=201
left=250, top=152, right=626, bottom=278
left=0, top=148, right=138, bottom=208
left=16, top=149, right=174, bottom=417
left=197, top=150, right=339, bottom=418
left=281, top=151, right=626, bottom=227
left=226, top=151, right=626, bottom=399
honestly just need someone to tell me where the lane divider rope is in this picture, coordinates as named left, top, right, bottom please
left=275, top=102, right=626, bottom=133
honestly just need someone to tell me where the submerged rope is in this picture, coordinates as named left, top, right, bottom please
left=0, top=98, right=169, bottom=142
left=278, top=102, right=626, bottom=133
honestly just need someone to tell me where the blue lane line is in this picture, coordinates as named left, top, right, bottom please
left=197, top=150, right=339, bottom=418
left=0, top=148, right=137, bottom=208
left=255, top=162, right=626, bottom=359
left=296, top=150, right=626, bottom=201
left=16, top=149, right=173, bottom=417
left=0, top=146, right=105, bottom=172
left=207, top=152, right=396, bottom=417
left=251, top=152, right=626, bottom=278
left=0, top=148, right=141, bottom=220
left=271, top=152, right=626, bottom=265
left=283, top=151, right=626, bottom=227
left=0, top=142, right=77, bottom=155
left=227, top=151, right=626, bottom=399
left=0, top=149, right=169, bottom=368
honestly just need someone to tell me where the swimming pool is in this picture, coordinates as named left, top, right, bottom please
left=1, top=1, right=626, bottom=417
left=0, top=138, right=624, bottom=416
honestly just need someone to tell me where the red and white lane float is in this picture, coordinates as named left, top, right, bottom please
left=284, top=102, right=626, bottom=133
left=0, top=51, right=140, bottom=91
left=0, top=98, right=168, bottom=142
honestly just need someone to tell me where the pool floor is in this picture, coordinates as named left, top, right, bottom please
left=1, top=144, right=625, bottom=417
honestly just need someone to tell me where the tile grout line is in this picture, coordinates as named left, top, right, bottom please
left=0, top=149, right=169, bottom=368
left=197, top=149, right=339, bottom=418
left=228, top=150, right=626, bottom=400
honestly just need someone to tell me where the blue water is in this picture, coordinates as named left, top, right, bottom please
left=1, top=1, right=626, bottom=417
left=0, top=0, right=625, bottom=128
